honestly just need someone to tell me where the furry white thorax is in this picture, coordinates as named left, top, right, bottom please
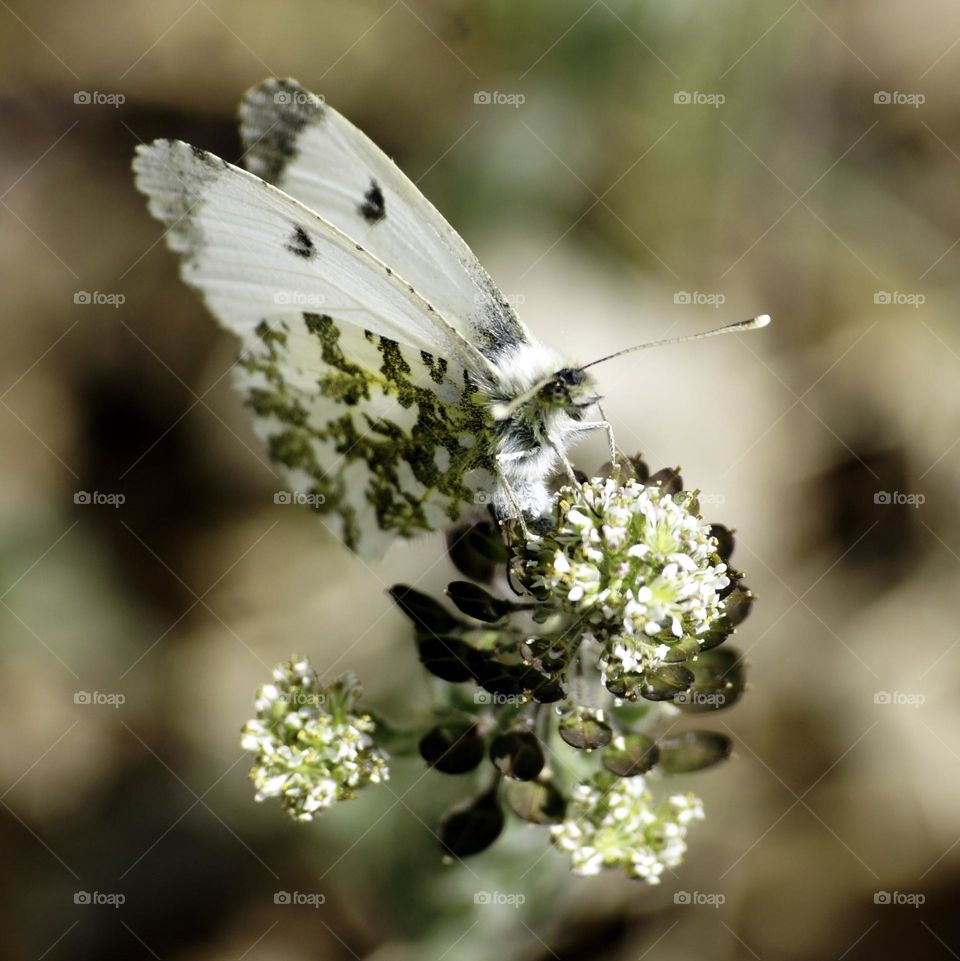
left=485, top=342, right=600, bottom=520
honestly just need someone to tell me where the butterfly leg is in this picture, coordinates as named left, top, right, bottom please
left=566, top=419, right=621, bottom=475
left=595, top=406, right=620, bottom=467
left=494, top=454, right=532, bottom=539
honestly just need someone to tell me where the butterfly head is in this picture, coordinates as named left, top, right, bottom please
left=538, top=367, right=601, bottom=421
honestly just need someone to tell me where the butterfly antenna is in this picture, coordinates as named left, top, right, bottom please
left=581, top=314, right=771, bottom=370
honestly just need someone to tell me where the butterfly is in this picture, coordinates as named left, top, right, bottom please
left=133, top=78, right=769, bottom=558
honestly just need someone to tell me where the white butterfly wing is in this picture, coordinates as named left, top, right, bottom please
left=133, top=139, right=490, bottom=372
left=133, top=139, right=497, bottom=556
left=238, top=78, right=532, bottom=358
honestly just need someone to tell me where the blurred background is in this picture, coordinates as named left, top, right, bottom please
left=2, top=0, right=959, bottom=957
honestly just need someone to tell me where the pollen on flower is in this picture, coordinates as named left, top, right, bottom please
left=241, top=658, right=389, bottom=822
left=521, top=477, right=730, bottom=679
left=550, top=774, right=704, bottom=883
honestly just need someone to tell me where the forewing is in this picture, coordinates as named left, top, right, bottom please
left=238, top=78, right=531, bottom=357
left=133, top=138, right=499, bottom=556
left=132, top=139, right=491, bottom=374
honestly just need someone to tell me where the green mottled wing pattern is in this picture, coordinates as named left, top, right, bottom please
left=236, top=311, right=497, bottom=557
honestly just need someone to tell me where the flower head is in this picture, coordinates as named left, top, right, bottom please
left=551, top=774, right=704, bottom=883
left=241, top=658, right=389, bottom=822
left=522, top=478, right=730, bottom=679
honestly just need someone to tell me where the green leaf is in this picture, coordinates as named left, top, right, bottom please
left=676, top=648, right=746, bottom=713
left=709, top=524, right=735, bottom=561
left=489, top=731, right=544, bottom=781
left=389, top=585, right=461, bottom=636
left=658, top=731, right=732, bottom=773
left=471, top=654, right=565, bottom=704
left=418, top=636, right=478, bottom=683
left=419, top=720, right=485, bottom=774
left=447, top=521, right=507, bottom=583
left=602, top=734, right=659, bottom=776
left=659, top=636, right=703, bottom=664
left=558, top=710, right=613, bottom=750
left=439, top=791, right=504, bottom=858
left=520, top=635, right=570, bottom=675
left=720, top=588, right=754, bottom=627
left=647, top=466, right=683, bottom=494
left=504, top=778, right=566, bottom=824
left=446, top=581, right=514, bottom=622
left=645, top=664, right=696, bottom=701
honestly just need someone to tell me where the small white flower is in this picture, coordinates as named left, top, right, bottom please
left=241, top=658, right=389, bottom=822
left=551, top=774, right=704, bottom=883
left=524, top=478, right=729, bottom=680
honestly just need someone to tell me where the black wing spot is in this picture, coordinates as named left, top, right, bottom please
left=189, top=144, right=217, bottom=166
left=286, top=224, right=315, bottom=259
left=359, top=179, right=386, bottom=224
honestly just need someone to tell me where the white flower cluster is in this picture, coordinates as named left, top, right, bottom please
left=241, top=658, right=389, bottom=822
left=528, top=478, right=729, bottom=675
left=551, top=774, right=704, bottom=883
